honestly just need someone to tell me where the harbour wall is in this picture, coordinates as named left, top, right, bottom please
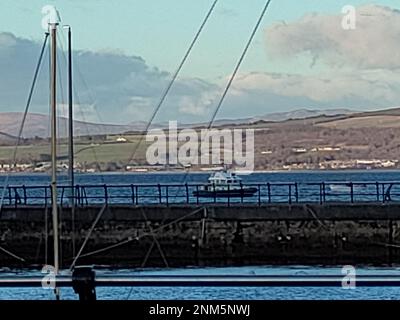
left=0, top=203, right=399, bottom=268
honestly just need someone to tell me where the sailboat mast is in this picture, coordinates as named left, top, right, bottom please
left=67, top=26, right=74, bottom=196
left=50, top=22, right=60, bottom=275
left=65, top=25, right=76, bottom=257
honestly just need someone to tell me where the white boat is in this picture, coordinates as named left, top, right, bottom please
left=193, top=168, right=257, bottom=198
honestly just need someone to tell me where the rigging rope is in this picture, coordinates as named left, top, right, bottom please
left=125, top=0, right=219, bottom=166
left=0, top=245, right=26, bottom=262
left=207, top=0, right=273, bottom=129
left=174, top=0, right=274, bottom=189
left=76, top=206, right=205, bottom=259
left=70, top=1, right=275, bottom=264
left=72, top=86, right=105, bottom=177
left=0, top=33, right=49, bottom=214
left=56, top=31, right=67, bottom=173
left=57, top=30, right=106, bottom=183
left=69, top=203, right=107, bottom=270
left=139, top=207, right=169, bottom=268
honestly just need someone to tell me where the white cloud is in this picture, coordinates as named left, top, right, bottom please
left=265, top=5, right=400, bottom=70
left=3, top=3, right=400, bottom=128
left=232, top=69, right=400, bottom=106
left=0, top=32, right=17, bottom=47
left=178, top=90, right=219, bottom=116
left=58, top=103, right=99, bottom=123
left=0, top=32, right=219, bottom=124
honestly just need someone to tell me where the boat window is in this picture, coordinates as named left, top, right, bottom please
left=227, top=180, right=232, bottom=183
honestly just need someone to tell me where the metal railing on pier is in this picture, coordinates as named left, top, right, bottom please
left=2, top=181, right=400, bottom=207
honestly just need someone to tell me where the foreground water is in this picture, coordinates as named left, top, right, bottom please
left=1, top=266, right=400, bottom=300
left=1, top=170, right=400, bottom=300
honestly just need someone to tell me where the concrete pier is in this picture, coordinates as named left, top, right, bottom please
left=0, top=203, right=399, bottom=268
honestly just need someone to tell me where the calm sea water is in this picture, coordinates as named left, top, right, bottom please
left=2, top=169, right=400, bottom=185
left=1, top=266, right=400, bottom=300
left=3, top=169, right=400, bottom=204
left=1, top=170, right=400, bottom=300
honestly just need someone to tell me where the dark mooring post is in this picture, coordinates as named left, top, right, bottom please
left=72, top=266, right=97, bottom=301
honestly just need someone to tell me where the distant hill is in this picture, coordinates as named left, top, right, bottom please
left=3, top=107, right=400, bottom=171
left=1, top=107, right=399, bottom=139
left=317, top=115, right=400, bottom=130
left=351, top=107, right=400, bottom=117
left=314, top=107, right=400, bottom=129
left=186, top=108, right=355, bottom=127
left=0, top=113, right=148, bottom=138
left=0, top=131, right=19, bottom=143
left=252, top=108, right=354, bottom=122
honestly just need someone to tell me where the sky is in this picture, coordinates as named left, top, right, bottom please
left=1, top=0, right=400, bottom=124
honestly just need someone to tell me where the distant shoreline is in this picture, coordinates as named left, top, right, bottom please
left=0, top=168, right=399, bottom=176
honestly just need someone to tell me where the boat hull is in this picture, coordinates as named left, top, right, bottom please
left=193, top=187, right=258, bottom=198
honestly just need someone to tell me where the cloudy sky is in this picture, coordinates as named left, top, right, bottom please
left=1, top=0, right=400, bottom=124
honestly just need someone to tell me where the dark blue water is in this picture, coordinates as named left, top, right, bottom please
left=1, top=170, right=400, bottom=300
left=1, top=266, right=400, bottom=300
left=3, top=169, right=400, bottom=185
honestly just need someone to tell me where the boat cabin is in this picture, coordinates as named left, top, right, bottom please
left=203, top=170, right=242, bottom=191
